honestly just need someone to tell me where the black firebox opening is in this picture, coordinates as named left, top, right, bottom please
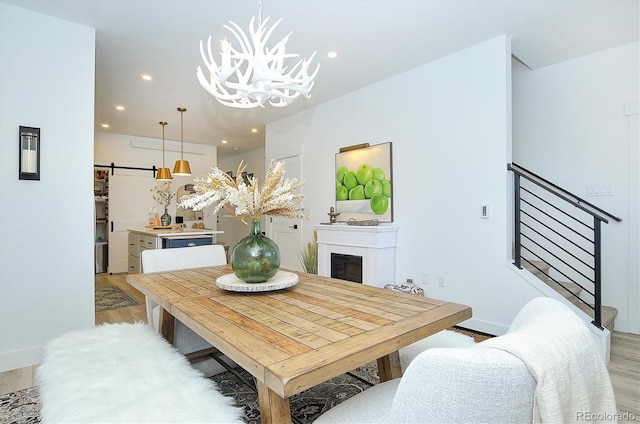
left=331, top=253, right=363, bottom=284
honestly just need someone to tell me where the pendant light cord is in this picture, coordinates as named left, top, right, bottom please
left=160, top=121, right=167, bottom=167
left=178, top=107, right=187, bottom=160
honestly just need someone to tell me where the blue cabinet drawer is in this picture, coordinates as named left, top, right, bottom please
left=163, top=237, right=213, bottom=249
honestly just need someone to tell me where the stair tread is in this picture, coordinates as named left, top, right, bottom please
left=544, top=280, right=582, bottom=298
left=574, top=303, right=618, bottom=332
left=520, top=260, right=551, bottom=280
left=517, top=260, right=617, bottom=332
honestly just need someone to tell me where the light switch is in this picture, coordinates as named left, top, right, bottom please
left=481, top=204, right=490, bottom=219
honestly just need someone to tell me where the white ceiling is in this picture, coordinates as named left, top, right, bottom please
left=4, top=0, right=639, bottom=159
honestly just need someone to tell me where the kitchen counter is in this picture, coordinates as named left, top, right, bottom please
left=128, top=227, right=223, bottom=239
left=127, top=228, right=224, bottom=274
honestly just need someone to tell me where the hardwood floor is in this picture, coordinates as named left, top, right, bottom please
left=95, top=272, right=147, bottom=325
left=609, top=331, right=640, bottom=420
left=100, top=273, right=639, bottom=420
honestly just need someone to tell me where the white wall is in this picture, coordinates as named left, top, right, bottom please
left=267, top=35, right=542, bottom=335
left=94, top=132, right=219, bottom=272
left=94, top=132, right=218, bottom=227
left=0, top=3, right=96, bottom=371
left=513, top=41, right=639, bottom=333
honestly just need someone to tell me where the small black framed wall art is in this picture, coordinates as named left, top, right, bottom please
left=19, top=126, right=40, bottom=181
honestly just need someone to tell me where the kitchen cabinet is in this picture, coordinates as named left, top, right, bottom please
left=127, top=228, right=223, bottom=274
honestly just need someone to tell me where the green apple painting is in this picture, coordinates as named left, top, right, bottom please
left=335, top=142, right=393, bottom=222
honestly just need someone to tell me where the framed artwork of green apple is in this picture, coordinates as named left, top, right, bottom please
left=335, top=142, right=393, bottom=222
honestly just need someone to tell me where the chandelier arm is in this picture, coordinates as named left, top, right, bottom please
left=268, top=37, right=294, bottom=72
left=226, top=21, right=254, bottom=57
left=204, top=46, right=244, bottom=84
left=197, top=11, right=318, bottom=109
left=200, top=37, right=219, bottom=70
left=254, top=17, right=282, bottom=50
left=219, top=99, right=261, bottom=108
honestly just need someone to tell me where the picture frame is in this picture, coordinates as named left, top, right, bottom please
left=19, top=126, right=40, bottom=181
left=335, top=142, right=393, bottom=222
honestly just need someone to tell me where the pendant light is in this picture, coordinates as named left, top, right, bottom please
left=173, top=107, right=192, bottom=176
left=156, top=121, right=172, bottom=181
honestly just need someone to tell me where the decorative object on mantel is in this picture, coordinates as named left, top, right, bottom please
left=335, top=142, right=393, bottom=222
left=327, top=206, right=340, bottom=224
left=19, top=126, right=40, bottom=181
left=178, top=159, right=308, bottom=283
left=156, top=121, right=172, bottom=181
left=196, top=0, right=319, bottom=109
left=172, top=107, right=191, bottom=176
left=347, top=218, right=379, bottom=226
left=151, top=182, right=175, bottom=226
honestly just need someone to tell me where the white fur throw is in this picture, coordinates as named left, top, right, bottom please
left=36, top=322, right=243, bottom=423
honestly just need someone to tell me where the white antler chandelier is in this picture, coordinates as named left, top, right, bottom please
left=196, top=1, right=320, bottom=109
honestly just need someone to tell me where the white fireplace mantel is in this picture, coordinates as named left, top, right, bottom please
left=314, top=224, right=399, bottom=287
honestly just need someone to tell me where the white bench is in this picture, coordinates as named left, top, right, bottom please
left=36, top=322, right=243, bottom=423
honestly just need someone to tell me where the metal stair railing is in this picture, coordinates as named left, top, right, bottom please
left=508, top=163, right=622, bottom=329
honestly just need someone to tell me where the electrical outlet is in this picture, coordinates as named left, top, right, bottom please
left=438, top=274, right=445, bottom=287
left=422, top=273, right=430, bottom=285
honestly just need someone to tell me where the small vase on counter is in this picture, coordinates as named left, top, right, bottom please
left=161, top=207, right=172, bottom=226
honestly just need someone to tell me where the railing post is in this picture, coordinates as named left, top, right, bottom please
left=513, top=173, right=522, bottom=269
left=593, top=218, right=602, bottom=329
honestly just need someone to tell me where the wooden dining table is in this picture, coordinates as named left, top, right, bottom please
left=127, top=265, right=471, bottom=424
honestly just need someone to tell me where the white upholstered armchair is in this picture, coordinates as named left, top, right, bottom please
left=315, top=297, right=617, bottom=424
left=141, top=244, right=234, bottom=377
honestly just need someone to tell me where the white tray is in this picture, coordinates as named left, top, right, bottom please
left=216, top=271, right=299, bottom=292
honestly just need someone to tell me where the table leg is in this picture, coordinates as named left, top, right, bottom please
left=256, top=380, right=292, bottom=424
left=159, top=307, right=175, bottom=345
left=377, top=350, right=402, bottom=382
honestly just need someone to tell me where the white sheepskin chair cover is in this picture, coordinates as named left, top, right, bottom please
left=36, top=322, right=243, bottom=423
left=399, top=329, right=476, bottom=371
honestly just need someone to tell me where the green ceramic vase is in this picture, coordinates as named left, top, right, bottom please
left=231, top=219, right=280, bottom=283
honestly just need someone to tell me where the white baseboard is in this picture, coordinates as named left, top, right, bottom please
left=456, top=317, right=509, bottom=337
left=0, top=346, right=42, bottom=374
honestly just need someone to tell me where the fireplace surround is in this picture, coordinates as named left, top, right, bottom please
left=314, top=224, right=399, bottom=287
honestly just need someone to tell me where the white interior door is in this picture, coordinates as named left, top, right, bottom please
left=268, top=155, right=303, bottom=271
left=108, top=172, right=157, bottom=274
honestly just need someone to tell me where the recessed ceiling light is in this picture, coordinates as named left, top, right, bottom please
left=328, top=51, right=338, bottom=59
left=115, top=105, right=125, bottom=111
left=233, top=147, right=239, bottom=151
left=251, top=128, right=258, bottom=133
left=101, top=123, right=110, bottom=128
left=221, top=140, right=228, bottom=144
left=141, top=74, right=152, bottom=81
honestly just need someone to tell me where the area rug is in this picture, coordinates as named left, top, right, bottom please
left=210, top=365, right=378, bottom=424
left=0, top=386, right=39, bottom=424
left=0, top=365, right=376, bottom=424
left=94, top=286, right=139, bottom=312
left=0, top=327, right=487, bottom=424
